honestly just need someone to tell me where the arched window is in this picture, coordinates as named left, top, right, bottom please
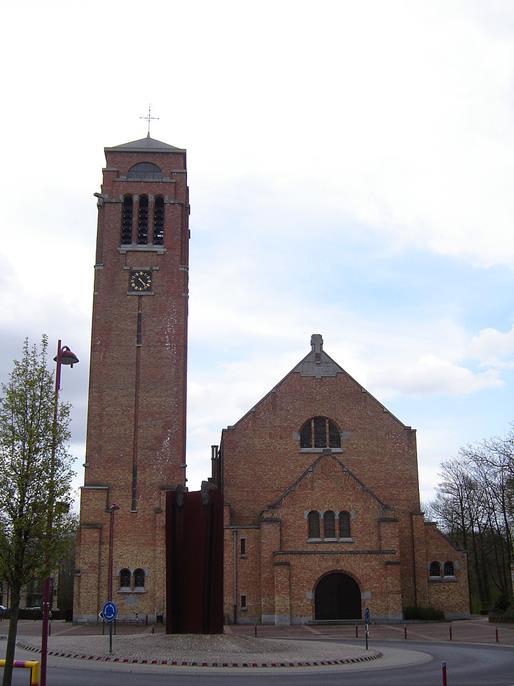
left=300, top=417, right=341, bottom=449
left=338, top=511, right=351, bottom=538
left=127, top=162, right=163, bottom=180
left=429, top=561, right=441, bottom=577
left=153, top=196, right=165, bottom=245
left=323, top=510, right=336, bottom=538
left=119, top=568, right=131, bottom=588
left=134, top=568, right=145, bottom=588
left=443, top=561, right=454, bottom=577
left=120, top=195, right=133, bottom=244
left=307, top=511, right=320, bottom=538
left=137, top=195, right=149, bottom=244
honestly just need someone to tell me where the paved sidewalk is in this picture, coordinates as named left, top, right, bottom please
left=2, top=615, right=512, bottom=644
left=228, top=616, right=514, bottom=646
left=11, top=632, right=383, bottom=669
left=1, top=616, right=511, bottom=671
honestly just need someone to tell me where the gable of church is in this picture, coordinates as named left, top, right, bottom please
left=221, top=334, right=420, bottom=526
left=262, top=453, right=396, bottom=553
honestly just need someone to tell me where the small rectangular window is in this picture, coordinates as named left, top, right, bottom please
left=137, top=195, right=149, bottom=244
left=240, top=594, right=247, bottom=609
left=153, top=196, right=165, bottom=245
left=314, top=417, right=327, bottom=447
left=338, top=511, right=351, bottom=538
left=300, top=420, right=312, bottom=448
left=329, top=422, right=340, bottom=448
left=323, top=511, right=336, bottom=538
left=240, top=537, right=246, bottom=557
left=308, top=511, right=320, bottom=538
left=136, top=311, right=142, bottom=345
left=120, top=195, right=133, bottom=244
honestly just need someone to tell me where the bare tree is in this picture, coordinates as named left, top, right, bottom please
left=431, top=428, right=514, bottom=612
left=0, top=337, right=75, bottom=686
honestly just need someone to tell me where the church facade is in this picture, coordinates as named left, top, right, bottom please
left=216, top=334, right=470, bottom=623
left=74, top=134, right=469, bottom=624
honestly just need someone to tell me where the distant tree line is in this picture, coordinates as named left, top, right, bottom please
left=428, top=426, right=513, bottom=613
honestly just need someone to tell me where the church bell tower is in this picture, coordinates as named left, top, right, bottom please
left=74, top=134, right=189, bottom=622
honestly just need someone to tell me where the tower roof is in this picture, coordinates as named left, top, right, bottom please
left=104, top=136, right=185, bottom=153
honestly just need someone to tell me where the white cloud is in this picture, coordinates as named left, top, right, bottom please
left=183, top=0, right=514, bottom=268
left=468, top=324, right=514, bottom=368
left=1, top=0, right=513, bottom=501
left=2, top=1, right=514, bottom=270
left=186, top=288, right=507, bottom=487
left=416, top=424, right=465, bottom=505
left=370, top=355, right=501, bottom=397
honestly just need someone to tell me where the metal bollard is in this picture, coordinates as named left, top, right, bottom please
left=254, top=624, right=257, bottom=638
left=0, top=659, right=40, bottom=685
left=449, top=624, right=452, bottom=641
left=442, top=661, right=447, bottom=686
left=355, top=624, right=359, bottom=638
left=404, top=625, right=407, bottom=640
left=495, top=627, right=499, bottom=643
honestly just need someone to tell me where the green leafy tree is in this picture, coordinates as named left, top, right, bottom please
left=0, top=336, right=75, bottom=686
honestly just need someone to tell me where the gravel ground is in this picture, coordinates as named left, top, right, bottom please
left=18, top=633, right=376, bottom=663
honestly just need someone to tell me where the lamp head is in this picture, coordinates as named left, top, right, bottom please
left=55, top=346, right=79, bottom=367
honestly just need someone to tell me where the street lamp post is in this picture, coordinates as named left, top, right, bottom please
left=107, top=503, right=119, bottom=654
left=107, top=504, right=120, bottom=601
left=40, top=340, right=78, bottom=686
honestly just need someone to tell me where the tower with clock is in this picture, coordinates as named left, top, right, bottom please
left=74, top=134, right=190, bottom=622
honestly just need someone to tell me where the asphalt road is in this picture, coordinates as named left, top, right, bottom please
left=3, top=640, right=514, bottom=685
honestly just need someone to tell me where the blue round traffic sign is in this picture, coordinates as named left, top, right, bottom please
left=101, top=601, right=117, bottom=622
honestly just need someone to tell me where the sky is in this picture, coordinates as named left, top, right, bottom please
left=1, top=0, right=514, bottom=506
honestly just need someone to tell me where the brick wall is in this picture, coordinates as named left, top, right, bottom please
left=221, top=338, right=470, bottom=623
left=425, top=522, right=470, bottom=618
left=74, top=140, right=189, bottom=622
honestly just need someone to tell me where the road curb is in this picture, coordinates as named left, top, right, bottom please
left=16, top=640, right=382, bottom=669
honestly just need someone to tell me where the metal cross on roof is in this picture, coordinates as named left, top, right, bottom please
left=140, top=104, right=159, bottom=137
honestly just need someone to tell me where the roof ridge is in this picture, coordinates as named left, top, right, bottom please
left=105, top=136, right=185, bottom=152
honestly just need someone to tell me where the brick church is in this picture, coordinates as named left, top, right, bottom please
left=74, top=135, right=470, bottom=625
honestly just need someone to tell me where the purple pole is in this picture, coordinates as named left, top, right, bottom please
left=40, top=340, right=78, bottom=686
left=40, top=340, right=62, bottom=686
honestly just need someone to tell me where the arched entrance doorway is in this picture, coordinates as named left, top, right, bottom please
left=314, top=572, right=361, bottom=620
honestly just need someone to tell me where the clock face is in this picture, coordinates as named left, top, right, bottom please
left=129, top=270, right=152, bottom=292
